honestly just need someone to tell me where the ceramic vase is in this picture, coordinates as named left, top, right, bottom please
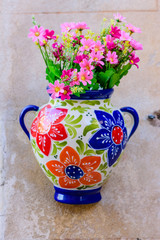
left=19, top=89, right=139, bottom=204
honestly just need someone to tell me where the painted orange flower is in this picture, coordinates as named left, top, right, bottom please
left=46, top=146, right=102, bottom=189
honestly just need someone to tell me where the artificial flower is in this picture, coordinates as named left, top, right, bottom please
left=28, top=25, right=45, bottom=43
left=106, top=51, right=118, bottom=64
left=47, top=81, right=64, bottom=99
left=110, top=25, right=121, bottom=38
left=129, top=52, right=140, bottom=68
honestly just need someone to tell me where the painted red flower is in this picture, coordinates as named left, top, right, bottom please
left=31, top=104, right=68, bottom=156
left=46, top=146, right=102, bottom=189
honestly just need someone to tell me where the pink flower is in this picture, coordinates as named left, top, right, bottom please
left=130, top=39, right=143, bottom=50
left=126, top=24, right=141, bottom=33
left=129, top=52, right=140, bottom=68
left=60, top=86, right=72, bottom=100
left=43, top=29, right=56, bottom=40
left=47, top=81, right=64, bottom=99
left=114, top=13, right=126, bottom=22
left=73, top=54, right=89, bottom=64
left=120, top=31, right=131, bottom=41
left=106, top=35, right=115, bottom=43
left=92, top=41, right=104, bottom=53
left=90, top=51, right=104, bottom=66
left=79, top=59, right=94, bottom=72
left=28, top=25, right=45, bottom=43
left=74, top=22, right=89, bottom=31
left=61, top=22, right=75, bottom=32
left=61, top=69, right=72, bottom=81
left=79, top=68, right=93, bottom=86
left=70, top=69, right=80, bottom=86
left=106, top=51, right=118, bottom=64
left=79, top=38, right=95, bottom=52
left=110, top=25, right=121, bottom=39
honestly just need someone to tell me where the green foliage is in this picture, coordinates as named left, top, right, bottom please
left=98, top=68, right=115, bottom=88
left=31, top=139, right=44, bottom=158
left=76, top=140, right=85, bottom=155
left=71, top=105, right=90, bottom=113
left=81, top=100, right=100, bottom=106
left=108, top=73, right=120, bottom=88
left=41, top=164, right=58, bottom=185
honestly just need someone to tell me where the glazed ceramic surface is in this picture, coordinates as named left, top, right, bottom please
left=19, top=89, right=139, bottom=204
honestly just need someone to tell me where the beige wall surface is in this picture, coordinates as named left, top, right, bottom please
left=0, top=0, right=160, bottom=239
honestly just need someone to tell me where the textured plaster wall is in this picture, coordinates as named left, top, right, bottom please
left=0, top=0, right=160, bottom=239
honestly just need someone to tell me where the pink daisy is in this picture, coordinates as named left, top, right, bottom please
left=120, top=31, right=132, bottom=41
left=129, top=52, right=140, bottom=68
left=74, top=22, right=89, bottom=31
left=79, top=59, right=94, bottom=72
left=43, top=29, right=56, bottom=40
left=126, top=24, right=141, bottom=33
left=47, top=81, right=64, bottom=99
left=61, top=22, right=75, bottom=33
left=106, top=51, right=118, bottom=64
left=110, top=25, right=121, bottom=39
left=90, top=51, right=104, bottom=66
left=92, top=40, right=104, bottom=53
left=114, top=13, right=126, bottom=22
left=60, top=86, right=72, bottom=100
left=70, top=69, right=80, bottom=87
left=73, top=54, right=89, bottom=64
left=28, top=25, right=45, bottom=43
left=79, top=38, right=95, bottom=52
left=130, top=39, right=143, bottom=50
left=79, top=68, right=93, bottom=86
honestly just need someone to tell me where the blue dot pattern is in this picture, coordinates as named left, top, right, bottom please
left=65, top=165, right=84, bottom=180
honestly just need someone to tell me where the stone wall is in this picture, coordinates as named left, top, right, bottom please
left=0, top=0, right=160, bottom=239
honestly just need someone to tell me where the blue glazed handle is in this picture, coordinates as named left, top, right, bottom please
left=19, top=105, right=39, bottom=140
left=120, top=107, right=139, bottom=140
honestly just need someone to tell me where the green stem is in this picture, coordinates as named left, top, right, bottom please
left=38, top=43, right=48, bottom=67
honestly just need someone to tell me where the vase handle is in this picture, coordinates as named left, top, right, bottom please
left=19, top=105, right=39, bottom=140
left=120, top=106, right=139, bottom=140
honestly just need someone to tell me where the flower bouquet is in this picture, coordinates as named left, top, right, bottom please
left=19, top=14, right=142, bottom=204
left=28, top=13, right=142, bottom=100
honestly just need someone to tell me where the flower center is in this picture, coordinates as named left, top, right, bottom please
left=81, top=75, right=85, bottom=81
left=55, top=87, right=60, bottom=92
left=37, top=116, right=51, bottom=134
left=112, top=126, right=123, bottom=145
left=65, top=165, right=84, bottom=179
left=35, top=32, right=40, bottom=37
left=86, top=65, right=90, bottom=70
left=94, top=47, right=99, bottom=52
left=130, top=60, right=134, bottom=64
left=63, top=90, right=67, bottom=95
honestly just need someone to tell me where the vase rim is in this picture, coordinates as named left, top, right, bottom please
left=70, top=88, right=114, bottom=100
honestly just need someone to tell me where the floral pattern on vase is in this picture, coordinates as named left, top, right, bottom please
left=31, top=104, right=68, bottom=156
left=46, top=146, right=102, bottom=189
left=89, top=110, right=128, bottom=167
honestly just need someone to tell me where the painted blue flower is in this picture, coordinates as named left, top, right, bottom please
left=89, top=110, right=128, bottom=167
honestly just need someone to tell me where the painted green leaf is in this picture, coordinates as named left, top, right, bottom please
left=69, top=115, right=83, bottom=125
left=37, top=151, right=44, bottom=158
left=71, top=105, right=90, bottom=113
left=99, top=105, right=112, bottom=113
left=65, top=100, right=78, bottom=106
left=76, top=140, right=85, bottom=154
left=74, top=124, right=81, bottom=128
left=104, top=99, right=110, bottom=104
left=96, top=150, right=105, bottom=155
left=101, top=170, right=107, bottom=175
left=83, top=149, right=96, bottom=156
left=55, top=141, right=67, bottom=147
left=60, top=101, right=67, bottom=106
left=81, top=100, right=100, bottom=106
left=65, top=124, right=77, bottom=139
left=50, top=99, right=55, bottom=105
left=64, top=114, right=74, bottom=123
left=83, top=123, right=99, bottom=136
left=51, top=144, right=57, bottom=155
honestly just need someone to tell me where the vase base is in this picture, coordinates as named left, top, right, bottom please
left=54, top=186, right=102, bottom=204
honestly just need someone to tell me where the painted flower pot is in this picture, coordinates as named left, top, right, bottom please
left=19, top=89, right=139, bottom=204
